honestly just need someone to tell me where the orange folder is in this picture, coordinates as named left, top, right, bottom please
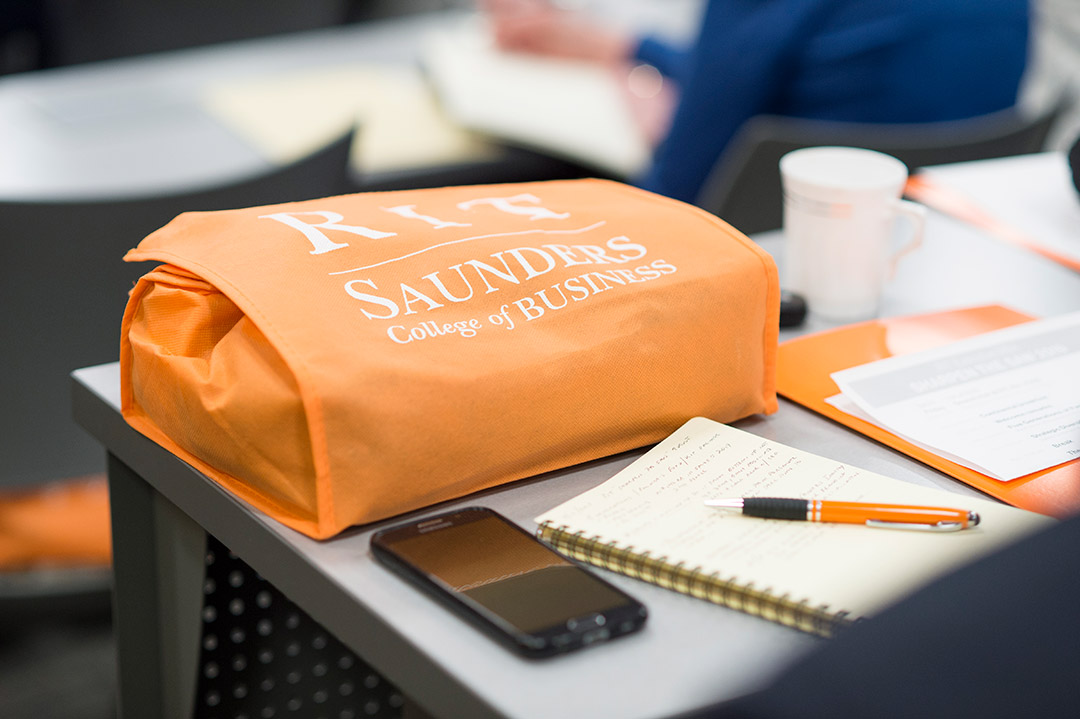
left=777, top=305, right=1080, bottom=518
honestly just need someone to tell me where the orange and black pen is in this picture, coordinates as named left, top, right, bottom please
left=704, top=497, right=980, bottom=531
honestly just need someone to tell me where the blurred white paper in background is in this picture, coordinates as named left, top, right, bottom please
left=422, top=20, right=652, bottom=179
left=912, top=153, right=1080, bottom=270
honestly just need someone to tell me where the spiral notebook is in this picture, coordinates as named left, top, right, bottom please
left=535, top=417, right=1051, bottom=637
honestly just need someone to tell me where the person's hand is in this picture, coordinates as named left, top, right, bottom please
left=481, top=0, right=633, bottom=64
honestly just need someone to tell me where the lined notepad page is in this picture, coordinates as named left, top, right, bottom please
left=537, top=418, right=1051, bottom=617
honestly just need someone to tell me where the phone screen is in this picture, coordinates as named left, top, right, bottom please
left=371, top=507, right=646, bottom=656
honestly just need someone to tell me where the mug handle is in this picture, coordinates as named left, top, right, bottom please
left=887, top=198, right=926, bottom=278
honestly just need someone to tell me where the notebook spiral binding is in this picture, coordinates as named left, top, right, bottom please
left=536, top=521, right=856, bottom=638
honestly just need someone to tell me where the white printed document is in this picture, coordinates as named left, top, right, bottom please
left=830, top=311, right=1080, bottom=481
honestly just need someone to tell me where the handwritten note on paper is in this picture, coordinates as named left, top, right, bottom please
left=536, top=418, right=1050, bottom=616
left=831, top=311, right=1080, bottom=481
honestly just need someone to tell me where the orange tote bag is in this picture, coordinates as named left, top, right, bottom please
left=120, top=179, right=779, bottom=539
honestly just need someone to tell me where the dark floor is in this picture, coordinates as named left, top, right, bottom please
left=0, top=610, right=116, bottom=719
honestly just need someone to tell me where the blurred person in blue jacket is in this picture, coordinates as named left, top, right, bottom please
left=486, top=0, right=1030, bottom=204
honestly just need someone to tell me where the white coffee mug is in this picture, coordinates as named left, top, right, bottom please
left=780, top=146, right=925, bottom=322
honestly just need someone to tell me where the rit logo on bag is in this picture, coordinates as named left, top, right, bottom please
left=259, top=193, right=569, bottom=255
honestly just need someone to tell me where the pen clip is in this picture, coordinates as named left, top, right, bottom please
left=865, top=519, right=965, bottom=532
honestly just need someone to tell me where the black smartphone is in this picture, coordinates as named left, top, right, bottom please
left=370, top=506, right=647, bottom=658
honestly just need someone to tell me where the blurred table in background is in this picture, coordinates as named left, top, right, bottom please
left=0, top=10, right=495, bottom=200
left=0, top=2, right=704, bottom=201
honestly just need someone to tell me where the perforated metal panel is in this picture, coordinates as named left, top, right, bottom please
left=195, top=535, right=403, bottom=719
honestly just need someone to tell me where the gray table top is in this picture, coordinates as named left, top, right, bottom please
left=71, top=153, right=1080, bottom=718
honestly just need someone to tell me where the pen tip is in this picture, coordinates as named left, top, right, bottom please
left=968, top=511, right=981, bottom=527
left=704, top=498, right=744, bottom=509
